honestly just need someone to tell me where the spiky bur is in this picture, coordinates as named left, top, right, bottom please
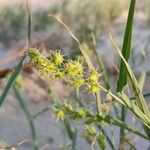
left=54, top=109, right=65, bottom=120
left=28, top=48, right=101, bottom=94
left=53, top=103, right=91, bottom=120
left=86, top=70, right=101, bottom=93
left=69, top=77, right=85, bottom=92
left=28, top=48, right=56, bottom=75
left=50, top=50, right=64, bottom=66
left=65, top=59, right=83, bottom=77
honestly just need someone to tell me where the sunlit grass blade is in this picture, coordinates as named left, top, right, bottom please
left=116, top=0, right=136, bottom=144
left=110, top=33, right=150, bottom=138
left=0, top=55, right=26, bottom=106
left=117, top=0, right=136, bottom=92
left=99, top=85, right=150, bottom=129
left=110, top=34, right=150, bottom=118
left=138, top=72, right=146, bottom=91
left=13, top=85, right=39, bottom=150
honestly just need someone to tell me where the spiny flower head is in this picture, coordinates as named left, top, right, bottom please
left=51, top=50, right=64, bottom=66
left=28, top=48, right=56, bottom=75
left=65, top=59, right=83, bottom=77
left=77, top=108, right=87, bottom=118
left=69, top=77, right=85, bottom=89
left=53, top=69, right=65, bottom=79
left=86, top=69, right=101, bottom=93
left=87, top=81, right=100, bottom=93
left=88, top=69, right=100, bottom=82
left=54, top=109, right=65, bottom=120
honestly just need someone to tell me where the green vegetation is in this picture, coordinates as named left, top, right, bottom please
left=0, top=0, right=150, bottom=150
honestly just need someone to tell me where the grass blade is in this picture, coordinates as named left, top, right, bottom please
left=100, top=85, right=150, bottom=129
left=110, top=33, right=150, bottom=139
left=13, top=85, right=39, bottom=150
left=110, top=34, right=150, bottom=117
left=117, top=0, right=136, bottom=92
left=0, top=55, right=26, bottom=106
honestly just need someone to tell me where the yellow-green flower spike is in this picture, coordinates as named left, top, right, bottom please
left=86, top=69, right=101, bottom=93
left=54, top=69, right=65, bottom=79
left=87, top=82, right=100, bottom=93
left=28, top=48, right=56, bottom=75
left=88, top=69, right=100, bottom=82
left=54, top=109, right=65, bottom=120
left=65, top=60, right=83, bottom=77
left=70, top=77, right=85, bottom=89
left=76, top=108, right=86, bottom=118
left=51, top=51, right=64, bottom=66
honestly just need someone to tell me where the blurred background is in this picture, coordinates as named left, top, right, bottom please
left=0, top=0, right=150, bottom=149
left=0, top=0, right=150, bottom=71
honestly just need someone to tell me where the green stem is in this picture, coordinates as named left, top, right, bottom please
left=13, top=85, right=39, bottom=150
left=119, top=105, right=126, bottom=145
left=33, top=106, right=51, bottom=119
left=89, top=115, right=149, bottom=141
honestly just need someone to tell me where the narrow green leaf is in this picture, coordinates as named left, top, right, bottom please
left=0, top=55, right=26, bottom=106
left=117, top=0, right=136, bottom=92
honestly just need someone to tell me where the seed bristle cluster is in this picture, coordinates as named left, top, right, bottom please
left=28, top=48, right=101, bottom=94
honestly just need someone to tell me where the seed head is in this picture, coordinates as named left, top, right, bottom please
left=88, top=70, right=100, bottom=82
left=51, top=50, right=64, bottom=66
left=77, top=108, right=86, bottom=118
left=28, top=48, right=56, bottom=75
left=65, top=60, right=83, bottom=77
left=70, top=77, right=85, bottom=89
left=54, top=69, right=65, bottom=79
left=87, top=82, right=100, bottom=93
left=54, top=109, right=65, bottom=120
left=86, top=69, right=101, bottom=93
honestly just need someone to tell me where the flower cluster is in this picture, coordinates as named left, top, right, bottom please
left=53, top=103, right=91, bottom=120
left=86, top=70, right=101, bottom=93
left=28, top=48, right=101, bottom=94
left=28, top=48, right=56, bottom=75
left=53, top=103, right=106, bottom=148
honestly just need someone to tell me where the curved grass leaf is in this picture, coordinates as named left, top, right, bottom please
left=0, top=55, right=26, bottom=106
left=117, top=0, right=136, bottom=92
